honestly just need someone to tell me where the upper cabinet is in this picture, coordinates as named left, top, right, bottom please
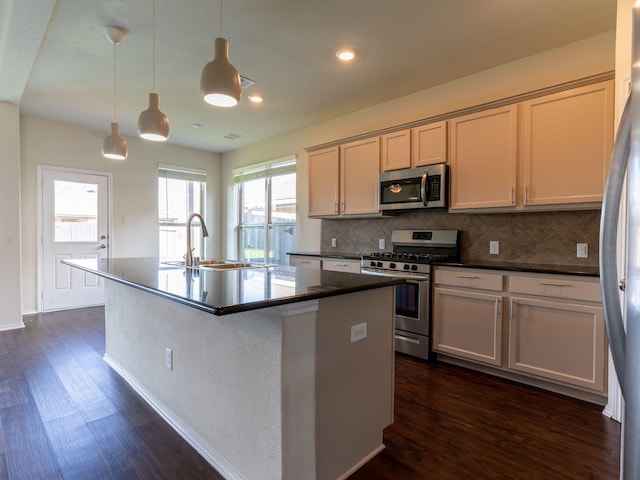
left=308, top=137, right=381, bottom=218
left=448, top=79, right=614, bottom=212
left=411, top=121, right=448, bottom=167
left=521, top=80, right=614, bottom=207
left=449, top=105, right=518, bottom=210
left=308, top=146, right=340, bottom=217
left=380, top=130, right=411, bottom=171
left=380, top=121, right=448, bottom=172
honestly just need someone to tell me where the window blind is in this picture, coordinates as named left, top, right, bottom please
left=232, top=155, right=296, bottom=184
left=158, top=164, right=207, bottom=183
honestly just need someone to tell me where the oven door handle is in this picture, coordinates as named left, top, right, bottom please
left=360, top=269, right=428, bottom=281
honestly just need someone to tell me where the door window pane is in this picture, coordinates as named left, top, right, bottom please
left=241, top=178, right=266, bottom=225
left=240, top=225, right=265, bottom=263
left=54, top=180, right=98, bottom=242
left=271, top=173, right=296, bottom=224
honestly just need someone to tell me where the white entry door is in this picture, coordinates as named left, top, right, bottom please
left=41, top=168, right=110, bottom=311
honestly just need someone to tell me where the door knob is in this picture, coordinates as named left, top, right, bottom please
left=100, top=244, right=106, bottom=249
left=100, top=235, right=107, bottom=240
left=619, top=279, right=626, bottom=292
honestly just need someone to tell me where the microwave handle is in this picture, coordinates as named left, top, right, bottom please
left=421, top=170, right=429, bottom=206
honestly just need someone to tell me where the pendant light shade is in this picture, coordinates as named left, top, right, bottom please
left=201, top=37, right=241, bottom=107
left=138, top=0, right=169, bottom=141
left=103, top=26, right=128, bottom=160
left=103, top=122, right=128, bottom=160
left=138, top=93, right=170, bottom=141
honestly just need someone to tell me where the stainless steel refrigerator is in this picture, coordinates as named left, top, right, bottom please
left=600, top=6, right=640, bottom=478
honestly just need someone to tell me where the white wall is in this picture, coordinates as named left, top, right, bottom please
left=220, top=30, right=616, bottom=258
left=0, top=103, right=25, bottom=330
left=19, top=116, right=222, bottom=314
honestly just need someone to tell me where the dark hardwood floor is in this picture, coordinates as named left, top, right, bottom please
left=0, top=307, right=620, bottom=479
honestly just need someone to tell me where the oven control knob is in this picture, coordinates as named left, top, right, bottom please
left=403, top=264, right=410, bottom=270
left=370, top=261, right=376, bottom=267
left=411, top=265, right=418, bottom=271
left=389, top=263, right=396, bottom=269
left=376, top=261, right=383, bottom=267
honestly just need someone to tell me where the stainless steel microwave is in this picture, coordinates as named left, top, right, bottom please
left=379, top=163, right=448, bottom=211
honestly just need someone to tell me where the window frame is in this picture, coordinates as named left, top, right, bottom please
left=158, top=165, right=207, bottom=262
left=235, top=157, right=296, bottom=266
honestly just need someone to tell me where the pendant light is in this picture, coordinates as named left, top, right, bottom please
left=102, top=26, right=128, bottom=160
left=138, top=0, right=169, bottom=141
left=200, top=0, right=241, bottom=107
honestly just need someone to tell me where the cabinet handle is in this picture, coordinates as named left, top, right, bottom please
left=509, top=298, right=515, bottom=320
left=524, top=185, right=529, bottom=205
left=510, top=187, right=515, bottom=206
left=539, top=281, right=571, bottom=287
left=341, top=201, right=345, bottom=213
left=300, top=260, right=310, bottom=264
left=455, top=274, right=479, bottom=279
left=494, top=298, right=501, bottom=321
left=334, top=202, right=339, bottom=214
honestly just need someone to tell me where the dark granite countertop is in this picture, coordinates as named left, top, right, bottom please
left=63, top=257, right=403, bottom=316
left=287, top=251, right=361, bottom=260
left=288, top=252, right=599, bottom=277
left=434, top=260, right=599, bottom=277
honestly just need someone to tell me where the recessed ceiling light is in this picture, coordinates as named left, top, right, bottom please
left=192, top=123, right=203, bottom=129
left=248, top=95, right=263, bottom=104
left=336, top=49, right=357, bottom=62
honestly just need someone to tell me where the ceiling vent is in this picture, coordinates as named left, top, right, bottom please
left=240, top=75, right=255, bottom=89
left=224, top=133, right=242, bottom=140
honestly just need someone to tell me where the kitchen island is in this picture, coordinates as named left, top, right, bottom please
left=63, top=257, right=401, bottom=480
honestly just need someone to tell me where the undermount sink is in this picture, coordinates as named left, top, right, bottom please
left=161, top=259, right=266, bottom=271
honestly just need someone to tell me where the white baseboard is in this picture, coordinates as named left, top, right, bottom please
left=103, top=354, right=246, bottom=480
left=337, top=444, right=385, bottom=480
left=0, top=322, right=25, bottom=332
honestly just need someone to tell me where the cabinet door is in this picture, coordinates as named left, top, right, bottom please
left=411, top=121, right=447, bottom=166
left=432, top=287, right=503, bottom=366
left=308, top=146, right=340, bottom=217
left=449, top=105, right=517, bottom=210
left=522, top=80, right=614, bottom=206
left=381, top=130, right=411, bottom=171
left=508, top=297, right=605, bottom=392
left=340, top=137, right=381, bottom=215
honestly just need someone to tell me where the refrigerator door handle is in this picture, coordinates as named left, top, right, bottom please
left=599, top=94, right=631, bottom=394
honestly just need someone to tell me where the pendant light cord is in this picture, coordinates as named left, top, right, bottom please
left=113, top=41, right=117, bottom=121
left=152, top=0, right=156, bottom=92
left=219, top=0, right=223, bottom=36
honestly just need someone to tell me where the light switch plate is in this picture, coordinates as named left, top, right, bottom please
left=331, top=238, right=337, bottom=248
left=350, top=322, right=367, bottom=343
left=378, top=238, right=385, bottom=250
left=489, top=241, right=499, bottom=255
left=577, top=243, right=588, bottom=258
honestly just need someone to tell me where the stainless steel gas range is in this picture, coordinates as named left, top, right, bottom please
left=361, top=229, right=459, bottom=360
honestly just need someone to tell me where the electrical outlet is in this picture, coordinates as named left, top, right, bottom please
left=165, top=347, right=173, bottom=370
left=489, top=241, right=500, bottom=255
left=350, top=322, right=367, bottom=343
left=378, top=238, right=385, bottom=250
left=331, top=238, right=337, bottom=248
left=577, top=243, right=588, bottom=258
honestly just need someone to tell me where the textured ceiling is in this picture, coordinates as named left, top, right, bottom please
left=0, top=0, right=617, bottom=153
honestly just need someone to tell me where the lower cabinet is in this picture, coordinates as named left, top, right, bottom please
left=508, top=296, right=605, bottom=392
left=433, top=288, right=503, bottom=366
left=432, top=266, right=606, bottom=401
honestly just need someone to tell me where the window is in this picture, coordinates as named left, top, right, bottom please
left=235, top=157, right=296, bottom=266
left=158, top=165, right=207, bottom=262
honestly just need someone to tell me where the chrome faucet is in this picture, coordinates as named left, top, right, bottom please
left=185, top=213, right=209, bottom=267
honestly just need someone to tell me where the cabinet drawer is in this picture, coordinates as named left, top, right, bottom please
left=435, top=269, right=503, bottom=291
left=322, top=259, right=361, bottom=274
left=289, top=257, right=321, bottom=269
left=509, top=275, right=601, bottom=302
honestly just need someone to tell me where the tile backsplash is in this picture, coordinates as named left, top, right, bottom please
left=321, top=209, right=600, bottom=266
